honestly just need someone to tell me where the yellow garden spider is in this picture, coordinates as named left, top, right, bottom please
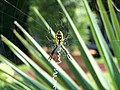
left=48, top=30, right=70, bottom=61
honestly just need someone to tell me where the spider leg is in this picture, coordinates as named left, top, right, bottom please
left=63, top=34, right=72, bottom=46
left=61, top=45, right=71, bottom=59
left=64, top=33, right=71, bottom=40
left=48, top=45, right=58, bottom=61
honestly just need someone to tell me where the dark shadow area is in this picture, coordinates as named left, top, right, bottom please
left=0, top=0, right=30, bottom=64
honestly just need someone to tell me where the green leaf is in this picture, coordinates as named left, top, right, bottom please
left=108, top=0, right=120, bottom=40
left=97, top=0, right=120, bottom=67
left=96, top=0, right=120, bottom=89
left=80, top=0, right=120, bottom=89
left=0, top=69, right=32, bottom=90
left=57, top=0, right=111, bottom=89
left=0, top=55, right=45, bottom=90
left=0, top=77, right=21, bottom=90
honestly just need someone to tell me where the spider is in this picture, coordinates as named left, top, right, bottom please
left=48, top=30, right=69, bottom=61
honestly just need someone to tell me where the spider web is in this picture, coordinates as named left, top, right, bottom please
left=0, top=0, right=89, bottom=64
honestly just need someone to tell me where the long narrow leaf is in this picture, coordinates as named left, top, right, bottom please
left=97, top=0, right=120, bottom=67
left=0, top=54, right=45, bottom=90
left=108, top=0, right=120, bottom=40
left=57, top=0, right=111, bottom=90
left=81, top=0, right=120, bottom=89
left=0, top=78, right=21, bottom=90
left=0, top=69, right=32, bottom=90
left=107, top=0, right=120, bottom=66
left=97, top=0, right=120, bottom=89
left=61, top=45, right=95, bottom=90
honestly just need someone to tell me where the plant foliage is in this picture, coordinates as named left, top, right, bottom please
left=0, top=0, right=120, bottom=90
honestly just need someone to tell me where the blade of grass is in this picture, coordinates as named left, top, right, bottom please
left=61, top=45, right=95, bottom=90
left=1, top=34, right=52, bottom=89
left=57, top=0, right=111, bottom=89
left=0, top=54, right=45, bottom=90
left=0, top=69, right=32, bottom=90
left=12, top=30, right=53, bottom=73
left=0, top=77, right=22, bottom=90
left=97, top=0, right=120, bottom=67
left=97, top=0, right=120, bottom=89
left=81, top=0, right=120, bottom=89
left=108, top=0, right=120, bottom=40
